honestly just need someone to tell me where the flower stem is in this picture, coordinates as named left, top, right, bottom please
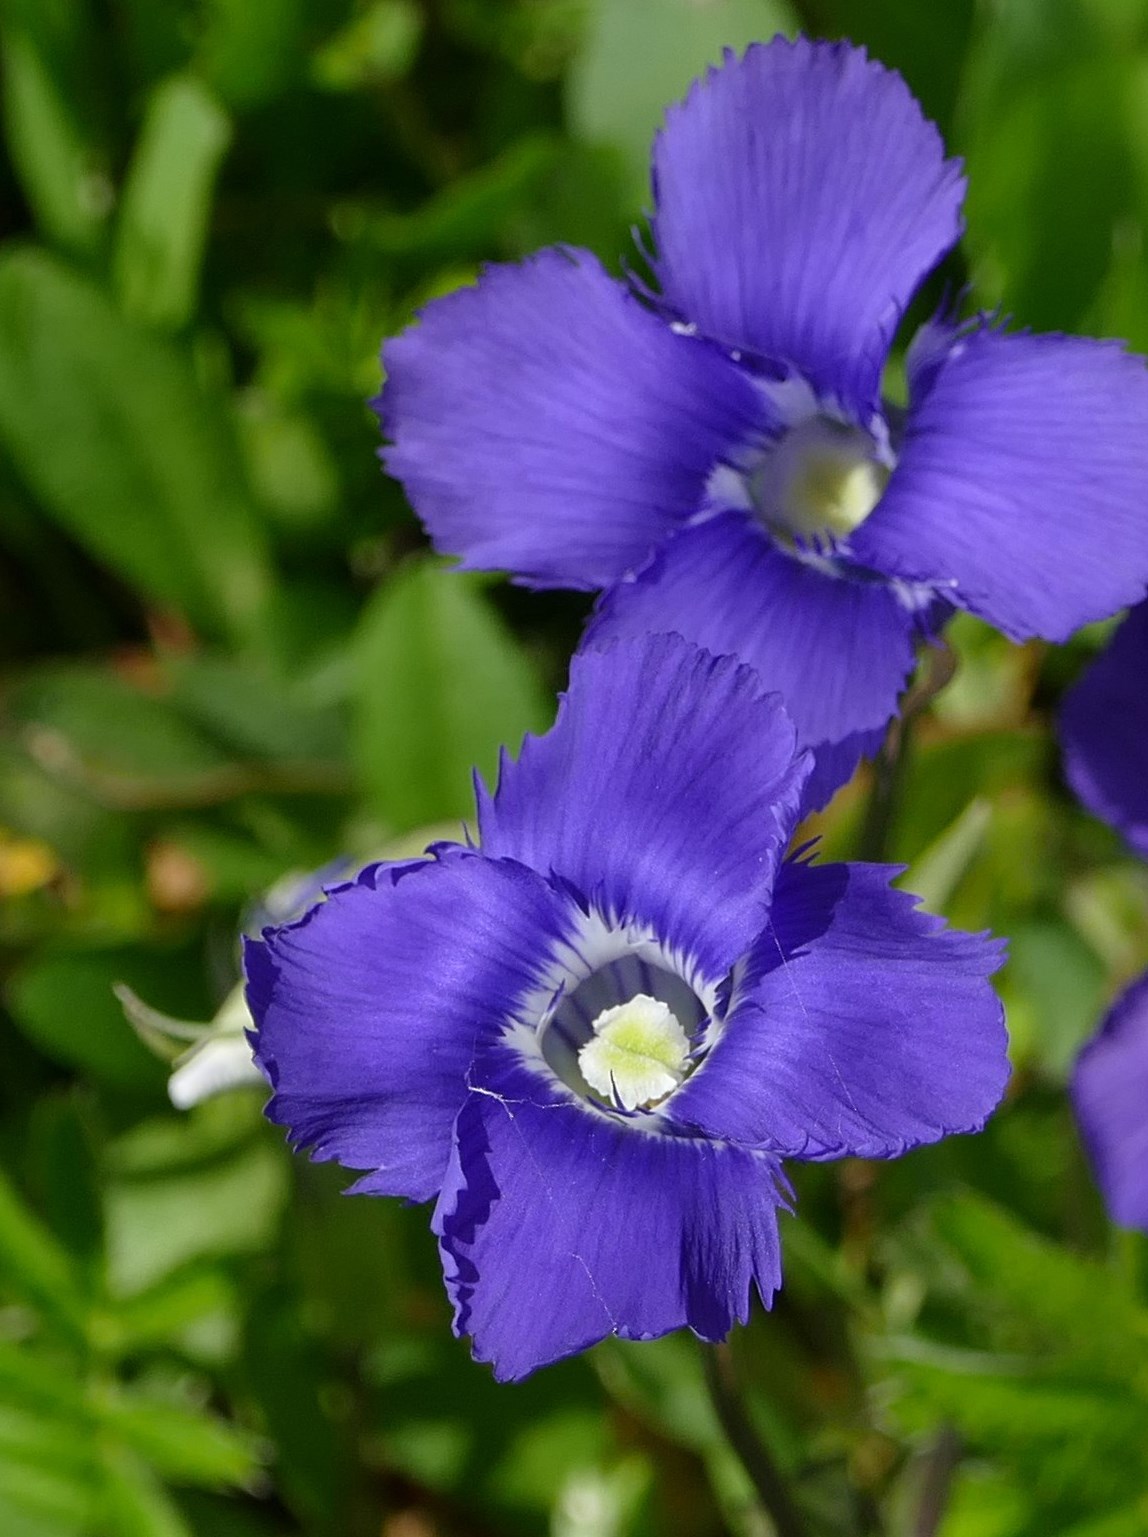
left=858, top=639, right=957, bottom=865
left=857, top=715, right=909, bottom=865
left=701, top=1341, right=809, bottom=1537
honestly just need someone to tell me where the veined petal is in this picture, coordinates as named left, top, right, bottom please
left=1071, top=971, right=1148, bottom=1232
left=245, top=851, right=579, bottom=1203
left=850, top=323, right=1148, bottom=640
left=377, top=248, right=764, bottom=589
left=667, top=860, right=1009, bottom=1159
left=433, top=1041, right=786, bottom=1381
left=1060, top=602, right=1148, bottom=859
left=587, top=512, right=921, bottom=807
left=477, top=632, right=810, bottom=984
left=651, top=37, right=965, bottom=413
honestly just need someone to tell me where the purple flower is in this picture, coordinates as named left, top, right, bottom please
left=1071, top=973, right=1148, bottom=1232
left=1060, top=604, right=1148, bottom=1229
left=377, top=36, right=1148, bottom=807
left=1060, top=601, right=1148, bottom=860
left=245, top=633, right=1008, bottom=1379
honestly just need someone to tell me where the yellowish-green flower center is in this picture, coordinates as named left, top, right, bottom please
left=577, top=993, right=690, bottom=1112
left=757, top=417, right=890, bottom=543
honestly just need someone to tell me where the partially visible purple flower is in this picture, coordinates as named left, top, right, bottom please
left=1060, top=604, right=1148, bottom=1229
left=1060, top=601, right=1148, bottom=860
left=377, top=36, right=1148, bottom=808
left=245, top=633, right=1008, bottom=1379
left=1071, top=973, right=1148, bottom=1232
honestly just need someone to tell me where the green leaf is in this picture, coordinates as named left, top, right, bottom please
left=0, top=1168, right=88, bottom=1346
left=488, top=1408, right=606, bottom=1510
left=0, top=1450, right=96, bottom=1536
left=0, top=250, right=272, bottom=644
left=595, top=1334, right=719, bottom=1454
left=104, top=1132, right=287, bottom=1294
left=890, top=1192, right=1148, bottom=1385
left=352, top=560, right=549, bottom=832
left=27, top=1095, right=104, bottom=1271
left=889, top=731, right=1051, bottom=881
left=107, top=0, right=191, bottom=85
left=8, top=948, right=197, bottom=1089
left=99, top=1392, right=260, bottom=1489
left=11, top=660, right=348, bottom=815
left=196, top=0, right=308, bottom=109
left=567, top=0, right=798, bottom=208
left=339, top=135, right=560, bottom=259
left=1058, top=1505, right=1148, bottom=1537
left=107, top=1093, right=266, bottom=1180
left=104, top=1269, right=237, bottom=1355
left=11, top=666, right=231, bottom=787
left=887, top=1356, right=1143, bottom=1465
left=881, top=1194, right=1148, bottom=1526
left=0, top=18, right=108, bottom=257
left=955, top=3, right=1141, bottom=330
left=234, top=399, right=339, bottom=530
left=114, top=75, right=232, bottom=332
left=241, top=1287, right=356, bottom=1530
left=1083, top=218, right=1148, bottom=356
left=1065, top=865, right=1148, bottom=978
left=0, top=1340, right=90, bottom=1422
left=97, top=1445, right=193, bottom=1537
left=930, top=612, right=1037, bottom=732
left=311, top=0, right=422, bottom=90
left=164, top=653, right=347, bottom=764
left=934, top=1468, right=1031, bottom=1537
left=0, top=737, right=131, bottom=887
left=998, top=919, right=1105, bottom=1078
left=901, top=797, right=993, bottom=914
left=0, top=1402, right=95, bottom=1486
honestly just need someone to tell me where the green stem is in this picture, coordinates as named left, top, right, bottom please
left=857, top=639, right=957, bottom=865
left=701, top=1342, right=809, bottom=1537
left=856, top=714, right=909, bottom=865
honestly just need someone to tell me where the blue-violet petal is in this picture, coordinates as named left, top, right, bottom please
left=477, top=632, right=811, bottom=983
left=651, top=36, right=965, bottom=414
left=433, top=1039, right=786, bottom=1380
left=850, top=323, right=1148, bottom=640
left=1071, top=970, right=1148, bottom=1232
left=1060, top=601, right=1148, bottom=859
left=667, top=859, right=1009, bottom=1159
left=246, top=851, right=579, bottom=1203
left=378, top=248, right=763, bottom=589
left=588, top=511, right=920, bottom=808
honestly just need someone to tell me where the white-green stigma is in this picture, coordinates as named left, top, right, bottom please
left=754, top=416, right=890, bottom=544
left=577, top=993, right=690, bottom=1112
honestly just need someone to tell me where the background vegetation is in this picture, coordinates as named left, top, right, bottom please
left=2, top=0, right=1148, bottom=1532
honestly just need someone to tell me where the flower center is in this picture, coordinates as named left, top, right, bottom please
left=577, top=994, right=690, bottom=1111
left=534, top=942, right=708, bottom=1114
left=751, top=416, right=890, bottom=545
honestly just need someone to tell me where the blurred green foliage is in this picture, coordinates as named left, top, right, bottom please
left=1, top=0, right=1147, bottom=1533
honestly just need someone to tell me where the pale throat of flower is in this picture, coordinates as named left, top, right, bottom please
left=750, top=414, right=891, bottom=546
left=577, top=993, right=690, bottom=1112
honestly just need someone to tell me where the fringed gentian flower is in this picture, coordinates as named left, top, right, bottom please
left=246, top=633, right=1008, bottom=1379
left=378, top=36, right=1148, bottom=807
left=1061, top=604, right=1148, bottom=1230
